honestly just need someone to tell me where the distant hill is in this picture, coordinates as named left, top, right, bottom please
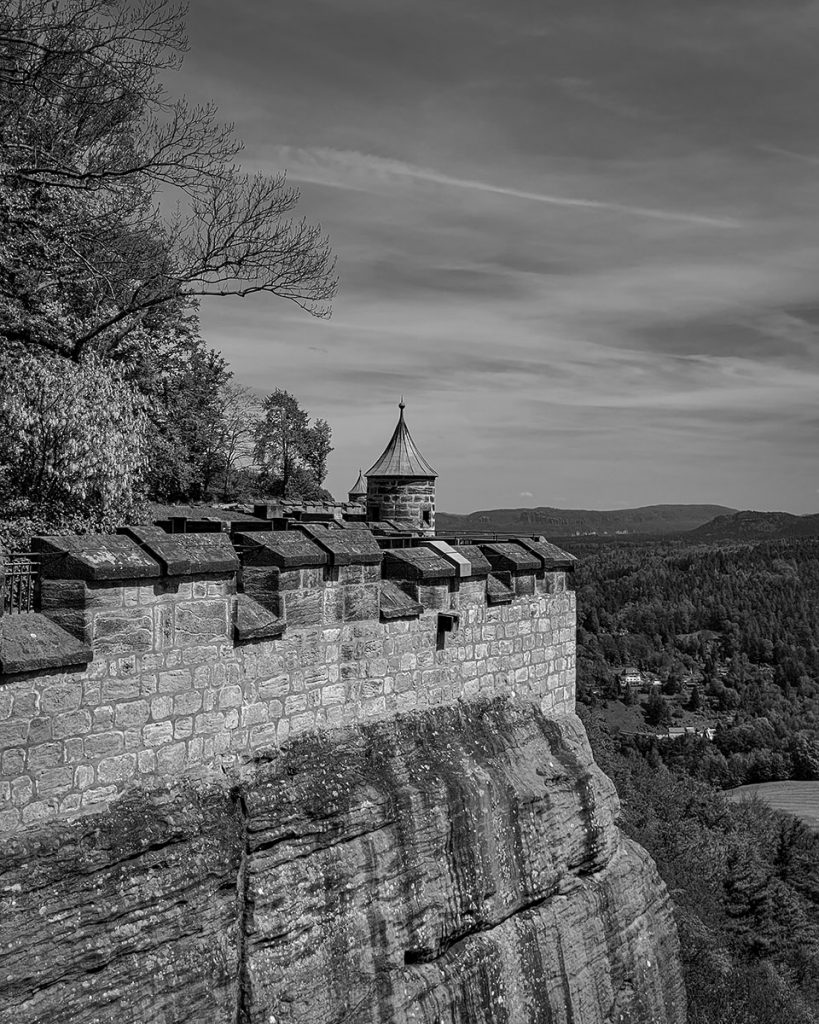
left=689, top=510, right=819, bottom=541
left=436, top=504, right=736, bottom=538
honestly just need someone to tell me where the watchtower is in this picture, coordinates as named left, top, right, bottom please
left=365, top=401, right=437, bottom=535
left=348, top=469, right=367, bottom=505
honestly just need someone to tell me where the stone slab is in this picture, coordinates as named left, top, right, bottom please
left=122, top=529, right=239, bottom=576
left=234, top=594, right=286, bottom=643
left=0, top=613, right=93, bottom=675
left=518, top=537, right=578, bottom=571
left=235, top=531, right=328, bottom=569
left=379, top=581, right=424, bottom=621
left=34, top=535, right=160, bottom=581
left=486, top=573, right=515, bottom=605
left=479, top=542, right=541, bottom=573
left=421, top=540, right=472, bottom=578
left=382, top=548, right=455, bottom=581
left=451, top=545, right=492, bottom=577
left=299, top=525, right=383, bottom=566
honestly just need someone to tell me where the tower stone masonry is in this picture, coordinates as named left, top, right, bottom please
left=365, top=401, right=437, bottom=534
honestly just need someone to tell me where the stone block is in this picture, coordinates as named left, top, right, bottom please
left=0, top=720, right=29, bottom=749
left=343, top=584, right=380, bottom=622
left=93, top=610, right=153, bottom=655
left=34, top=766, right=74, bottom=797
left=156, top=742, right=187, bottom=774
left=218, top=685, right=243, bottom=709
left=322, top=584, right=345, bottom=624
left=11, top=776, right=33, bottom=806
left=195, top=712, right=227, bottom=735
left=121, top=529, right=239, bottom=576
left=158, top=669, right=193, bottom=695
left=174, top=691, right=203, bottom=716
left=174, top=717, right=193, bottom=740
left=40, top=682, right=83, bottom=715
left=175, top=600, right=230, bottom=645
left=234, top=593, right=285, bottom=643
left=150, top=696, right=173, bottom=720
left=115, top=700, right=150, bottom=729
left=143, top=721, right=173, bottom=748
left=26, top=742, right=62, bottom=770
left=281, top=590, right=322, bottom=627
left=416, top=583, right=450, bottom=611
left=81, top=785, right=117, bottom=808
left=52, top=709, right=92, bottom=739
left=22, top=800, right=58, bottom=826
left=34, top=534, right=160, bottom=581
left=97, top=753, right=137, bottom=784
left=0, top=807, right=20, bottom=831
left=2, top=747, right=26, bottom=776
left=84, top=731, right=124, bottom=759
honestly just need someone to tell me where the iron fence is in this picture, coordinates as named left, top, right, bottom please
left=2, top=553, right=39, bottom=615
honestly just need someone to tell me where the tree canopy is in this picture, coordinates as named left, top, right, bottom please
left=0, top=0, right=336, bottom=361
left=254, top=389, right=333, bottom=499
left=0, top=1, right=339, bottom=529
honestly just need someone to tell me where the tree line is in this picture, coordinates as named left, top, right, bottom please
left=0, top=0, right=337, bottom=547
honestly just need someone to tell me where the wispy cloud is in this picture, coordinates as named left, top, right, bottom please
left=271, top=146, right=743, bottom=228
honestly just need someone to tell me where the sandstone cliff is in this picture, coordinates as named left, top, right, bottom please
left=0, top=699, right=685, bottom=1024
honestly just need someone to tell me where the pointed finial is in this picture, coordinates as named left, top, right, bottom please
left=399, top=396, right=405, bottom=412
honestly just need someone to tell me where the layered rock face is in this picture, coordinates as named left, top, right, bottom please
left=0, top=700, right=685, bottom=1024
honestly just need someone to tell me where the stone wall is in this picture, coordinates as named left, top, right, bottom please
left=0, top=530, right=575, bottom=834
left=366, top=476, right=436, bottom=533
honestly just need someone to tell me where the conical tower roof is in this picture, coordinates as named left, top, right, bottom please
left=366, top=401, right=437, bottom=478
left=348, top=469, right=367, bottom=497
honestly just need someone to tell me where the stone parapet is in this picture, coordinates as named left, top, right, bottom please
left=0, top=527, right=576, bottom=834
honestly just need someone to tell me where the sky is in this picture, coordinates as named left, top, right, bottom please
left=176, top=0, right=819, bottom=514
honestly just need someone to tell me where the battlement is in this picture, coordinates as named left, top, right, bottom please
left=0, top=525, right=576, bottom=833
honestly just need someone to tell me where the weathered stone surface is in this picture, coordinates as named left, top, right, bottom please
left=33, top=535, right=160, bottom=581
left=234, top=593, right=285, bottom=643
left=0, top=702, right=684, bottom=1024
left=299, top=524, right=383, bottom=565
left=516, top=537, right=578, bottom=571
left=0, top=703, right=679, bottom=1022
left=382, top=547, right=456, bottom=581
left=240, top=702, right=685, bottom=1024
left=0, top=786, right=243, bottom=1024
left=236, top=531, right=328, bottom=569
left=122, top=528, right=240, bottom=576
left=380, top=580, right=424, bottom=620
left=452, top=544, right=493, bottom=577
left=487, top=572, right=515, bottom=605
left=0, top=614, right=92, bottom=675
left=479, top=541, right=541, bottom=573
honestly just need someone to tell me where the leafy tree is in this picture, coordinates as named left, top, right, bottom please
left=207, top=382, right=262, bottom=500
left=0, top=0, right=336, bottom=361
left=687, top=684, right=702, bottom=712
left=645, top=689, right=672, bottom=729
left=254, top=389, right=333, bottom=498
left=0, top=351, right=146, bottom=543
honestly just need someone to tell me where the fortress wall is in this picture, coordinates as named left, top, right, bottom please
left=0, top=534, right=575, bottom=835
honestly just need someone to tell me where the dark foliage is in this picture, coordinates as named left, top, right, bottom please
left=582, top=708, right=819, bottom=1024
left=573, top=537, right=819, bottom=787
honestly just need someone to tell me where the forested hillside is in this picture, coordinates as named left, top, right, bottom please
left=572, top=537, right=819, bottom=787
left=573, top=535, right=819, bottom=1023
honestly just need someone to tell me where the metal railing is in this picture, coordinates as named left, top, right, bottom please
left=1, top=553, right=39, bottom=615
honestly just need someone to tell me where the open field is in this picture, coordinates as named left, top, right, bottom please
left=726, top=782, right=819, bottom=830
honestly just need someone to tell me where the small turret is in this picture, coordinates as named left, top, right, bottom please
left=348, top=469, right=367, bottom=504
left=365, top=401, right=437, bottom=535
